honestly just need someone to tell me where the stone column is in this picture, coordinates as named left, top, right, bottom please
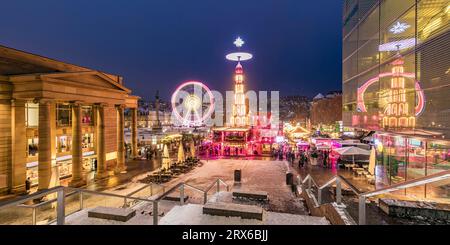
left=131, top=108, right=138, bottom=158
left=10, top=99, right=26, bottom=193
left=116, top=105, right=126, bottom=173
left=95, top=104, right=108, bottom=179
left=69, top=102, right=86, bottom=187
left=37, top=99, right=52, bottom=190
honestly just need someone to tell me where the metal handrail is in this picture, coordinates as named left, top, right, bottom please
left=298, top=169, right=450, bottom=225
left=1, top=178, right=232, bottom=226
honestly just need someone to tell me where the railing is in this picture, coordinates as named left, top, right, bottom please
left=151, top=178, right=229, bottom=225
left=298, top=170, right=450, bottom=225
left=0, top=178, right=230, bottom=226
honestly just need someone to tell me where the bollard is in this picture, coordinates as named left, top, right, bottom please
left=234, top=169, right=241, bottom=182
left=286, top=172, right=294, bottom=185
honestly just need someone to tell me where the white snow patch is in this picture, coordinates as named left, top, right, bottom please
left=160, top=204, right=329, bottom=225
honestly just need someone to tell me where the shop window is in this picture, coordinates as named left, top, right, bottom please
left=25, top=103, right=39, bottom=127
left=57, top=104, right=71, bottom=127
left=57, top=136, right=72, bottom=153
left=82, top=133, right=94, bottom=150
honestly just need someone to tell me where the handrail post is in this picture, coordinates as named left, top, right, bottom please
left=153, top=201, right=158, bottom=225
left=79, top=191, right=84, bottom=211
left=123, top=196, right=128, bottom=208
left=56, top=188, right=65, bottom=225
left=336, top=178, right=342, bottom=205
left=32, top=207, right=37, bottom=225
left=150, top=184, right=153, bottom=196
left=358, top=196, right=366, bottom=225
left=216, top=179, right=220, bottom=193
left=180, top=184, right=185, bottom=205
left=203, top=192, right=208, bottom=204
left=318, top=188, right=322, bottom=205
left=308, top=177, right=312, bottom=191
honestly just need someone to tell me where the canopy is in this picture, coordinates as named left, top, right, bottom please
left=178, top=143, right=185, bottom=163
left=162, top=144, right=171, bottom=170
left=190, top=141, right=196, bottom=157
left=368, top=147, right=376, bottom=176
left=333, top=146, right=370, bottom=165
left=333, top=146, right=370, bottom=156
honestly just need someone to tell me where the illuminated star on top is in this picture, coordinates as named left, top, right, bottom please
left=390, top=22, right=411, bottom=34
left=234, top=37, right=245, bottom=48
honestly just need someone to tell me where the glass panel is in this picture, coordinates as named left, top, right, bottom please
left=426, top=141, right=450, bottom=201
left=380, top=4, right=416, bottom=63
left=417, top=0, right=450, bottom=42
left=406, top=138, right=426, bottom=198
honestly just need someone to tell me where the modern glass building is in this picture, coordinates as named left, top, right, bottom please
left=342, top=0, right=450, bottom=200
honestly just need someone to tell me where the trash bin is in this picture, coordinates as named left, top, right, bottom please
left=286, top=172, right=293, bottom=185
left=234, top=169, right=241, bottom=182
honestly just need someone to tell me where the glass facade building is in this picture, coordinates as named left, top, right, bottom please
left=342, top=0, right=450, bottom=200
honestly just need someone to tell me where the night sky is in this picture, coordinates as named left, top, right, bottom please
left=0, top=0, right=342, bottom=101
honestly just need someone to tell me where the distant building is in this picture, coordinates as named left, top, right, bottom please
left=0, top=45, right=139, bottom=194
left=125, top=99, right=172, bottom=129
left=279, top=95, right=311, bottom=124
left=311, top=91, right=342, bottom=129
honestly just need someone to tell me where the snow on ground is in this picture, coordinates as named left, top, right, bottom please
left=159, top=204, right=329, bottom=225
left=153, top=159, right=307, bottom=214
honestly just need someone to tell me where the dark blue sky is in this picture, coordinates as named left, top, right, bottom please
left=0, top=0, right=342, bottom=101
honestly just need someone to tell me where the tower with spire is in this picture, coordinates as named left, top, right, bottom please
left=226, top=37, right=253, bottom=127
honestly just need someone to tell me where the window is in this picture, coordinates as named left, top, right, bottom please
left=27, top=137, right=38, bottom=157
left=81, top=106, right=93, bottom=125
left=25, top=103, right=39, bottom=127
left=57, top=104, right=71, bottom=127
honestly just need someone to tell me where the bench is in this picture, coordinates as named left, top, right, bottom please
left=163, top=195, right=189, bottom=202
left=88, top=206, right=136, bottom=222
left=203, top=202, right=264, bottom=220
left=232, top=190, right=268, bottom=201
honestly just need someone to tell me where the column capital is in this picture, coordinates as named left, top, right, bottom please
left=33, top=97, right=54, bottom=105
left=115, top=104, right=126, bottom=109
left=94, top=103, right=109, bottom=108
left=69, top=101, right=84, bottom=107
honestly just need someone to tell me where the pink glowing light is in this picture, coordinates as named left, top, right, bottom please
left=357, top=72, right=425, bottom=116
left=171, top=81, right=215, bottom=126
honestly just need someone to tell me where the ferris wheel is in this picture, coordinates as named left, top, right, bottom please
left=171, top=81, right=215, bottom=127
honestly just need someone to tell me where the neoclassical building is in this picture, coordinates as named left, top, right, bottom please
left=0, top=45, right=140, bottom=195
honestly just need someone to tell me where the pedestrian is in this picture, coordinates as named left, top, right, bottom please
left=93, top=159, right=98, bottom=171
left=25, top=177, right=31, bottom=193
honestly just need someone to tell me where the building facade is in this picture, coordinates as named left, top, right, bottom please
left=342, top=0, right=450, bottom=200
left=0, top=45, right=139, bottom=194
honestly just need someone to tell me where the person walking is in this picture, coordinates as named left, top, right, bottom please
left=25, top=177, right=31, bottom=194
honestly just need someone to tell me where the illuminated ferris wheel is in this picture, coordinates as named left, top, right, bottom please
left=171, top=81, right=215, bottom=127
